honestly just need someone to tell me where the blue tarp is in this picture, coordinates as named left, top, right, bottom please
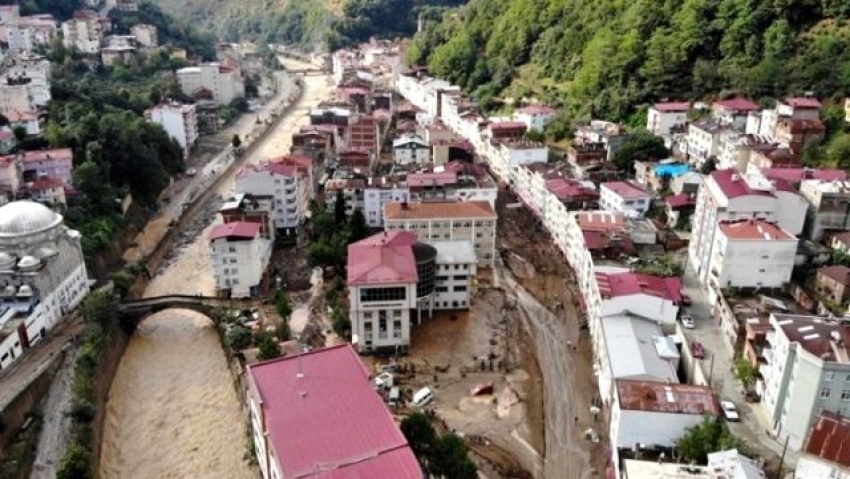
left=654, top=163, right=690, bottom=178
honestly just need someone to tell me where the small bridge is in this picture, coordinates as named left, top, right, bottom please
left=119, top=295, right=255, bottom=323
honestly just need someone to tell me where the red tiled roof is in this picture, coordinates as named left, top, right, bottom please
left=26, top=176, right=64, bottom=191
left=582, top=231, right=636, bottom=255
left=6, top=110, right=38, bottom=122
left=652, top=102, right=690, bottom=112
left=247, top=345, right=422, bottom=479
left=805, top=412, right=850, bottom=468
left=762, top=168, right=847, bottom=185
left=785, top=97, right=822, bottom=109
left=718, top=220, right=794, bottom=241
left=616, top=380, right=719, bottom=415
left=208, top=221, right=260, bottom=241
left=595, top=271, right=683, bottom=303
left=384, top=200, right=496, bottom=220
left=407, top=171, right=457, bottom=188
left=601, top=181, right=651, bottom=200
left=489, top=121, right=527, bottom=131
left=347, top=231, right=418, bottom=286
left=20, top=148, right=72, bottom=163
left=576, top=211, right=625, bottom=232
left=710, top=169, right=774, bottom=200
left=819, top=265, right=850, bottom=286
left=714, top=97, right=759, bottom=112
left=773, top=314, right=850, bottom=360
left=545, top=178, right=598, bottom=201
left=665, top=193, right=696, bottom=209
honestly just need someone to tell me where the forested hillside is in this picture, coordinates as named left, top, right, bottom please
left=149, top=0, right=463, bottom=50
left=408, top=0, right=850, bottom=122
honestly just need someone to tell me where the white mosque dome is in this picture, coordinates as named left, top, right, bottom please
left=16, top=284, right=33, bottom=297
left=17, top=255, right=41, bottom=269
left=0, top=201, right=62, bottom=236
left=33, top=247, right=57, bottom=259
left=0, top=252, right=15, bottom=268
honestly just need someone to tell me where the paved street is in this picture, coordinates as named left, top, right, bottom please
left=680, top=261, right=799, bottom=468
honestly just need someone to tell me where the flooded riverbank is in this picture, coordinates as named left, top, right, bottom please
left=99, top=310, right=254, bottom=479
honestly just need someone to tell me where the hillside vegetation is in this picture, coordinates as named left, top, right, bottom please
left=407, top=0, right=850, bottom=122
left=149, top=0, right=464, bottom=50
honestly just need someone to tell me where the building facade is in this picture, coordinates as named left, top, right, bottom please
left=208, top=221, right=272, bottom=297
left=177, top=63, right=245, bottom=105
left=236, top=158, right=312, bottom=235
left=706, top=220, right=798, bottom=290
left=145, top=102, right=198, bottom=158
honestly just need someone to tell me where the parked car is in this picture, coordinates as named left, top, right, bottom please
left=412, top=387, right=434, bottom=408
left=690, top=341, right=706, bottom=359
left=720, top=400, right=740, bottom=422
left=185, top=167, right=197, bottom=176
left=680, top=315, right=695, bottom=329
left=387, top=387, right=401, bottom=408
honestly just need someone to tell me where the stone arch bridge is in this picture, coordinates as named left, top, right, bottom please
left=118, top=295, right=255, bottom=325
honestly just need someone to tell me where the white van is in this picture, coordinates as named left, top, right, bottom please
left=412, top=387, right=434, bottom=408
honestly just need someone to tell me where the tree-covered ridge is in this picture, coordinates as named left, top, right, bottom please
left=408, top=0, right=850, bottom=121
left=149, top=0, right=464, bottom=51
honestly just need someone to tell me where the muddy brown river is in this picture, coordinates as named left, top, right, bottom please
left=99, top=310, right=255, bottom=479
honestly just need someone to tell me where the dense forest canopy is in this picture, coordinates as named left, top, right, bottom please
left=408, top=0, right=850, bottom=122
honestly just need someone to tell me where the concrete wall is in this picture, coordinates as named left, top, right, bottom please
left=0, top=349, right=64, bottom=448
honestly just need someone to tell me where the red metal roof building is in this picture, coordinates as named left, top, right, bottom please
left=804, top=412, right=850, bottom=468
left=651, top=101, right=691, bottom=112
left=247, top=345, right=423, bottom=479
left=347, top=231, right=418, bottom=286
left=595, top=271, right=683, bottom=304
left=207, top=221, right=260, bottom=241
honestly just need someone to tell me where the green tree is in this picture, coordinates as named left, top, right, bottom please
left=700, top=156, right=718, bottom=174
left=80, top=291, right=118, bottom=331
left=675, top=416, right=747, bottom=463
left=256, top=333, right=281, bottom=361
left=56, top=442, right=93, bottom=479
left=275, top=291, right=292, bottom=321
left=331, top=306, right=350, bottom=338
left=401, top=412, right=437, bottom=465
left=430, top=433, right=478, bottom=479
left=12, top=125, right=26, bottom=141
left=348, top=208, right=370, bottom=244
left=229, top=96, right=249, bottom=112
left=613, top=131, right=669, bottom=172
left=734, top=358, right=758, bottom=389
left=226, top=326, right=253, bottom=351
left=232, top=134, right=242, bottom=149
left=333, top=189, right=347, bottom=224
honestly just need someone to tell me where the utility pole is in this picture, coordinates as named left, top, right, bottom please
left=777, top=435, right=789, bottom=479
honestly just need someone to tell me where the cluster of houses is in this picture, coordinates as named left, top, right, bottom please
left=395, top=60, right=850, bottom=477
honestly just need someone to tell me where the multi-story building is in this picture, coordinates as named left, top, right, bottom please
left=384, top=200, right=497, bottom=266
left=574, top=120, right=630, bottom=161
left=24, top=177, right=66, bottom=206
left=815, top=266, right=850, bottom=307
left=761, top=314, right=850, bottom=451
left=235, top=157, right=312, bottom=235
left=800, top=180, right=850, bottom=241
left=0, top=201, right=90, bottom=371
left=689, top=169, right=808, bottom=291
left=15, top=148, right=73, bottom=185
left=0, top=68, right=51, bottom=116
left=712, top=97, right=760, bottom=130
left=61, top=9, right=109, bottom=54
left=514, top=104, right=556, bottom=132
left=775, top=118, right=826, bottom=154
left=219, top=193, right=276, bottom=241
left=599, top=181, right=652, bottom=218
left=610, top=380, right=719, bottom=477
left=717, top=132, right=771, bottom=171
left=347, top=231, right=476, bottom=353
left=177, top=63, right=245, bottom=106
left=246, top=345, right=422, bottom=479
left=208, top=221, right=272, bottom=297
left=795, top=412, right=850, bottom=479
left=392, top=133, right=429, bottom=165
left=646, top=101, right=690, bottom=136
left=588, top=270, right=683, bottom=338
left=325, top=176, right=366, bottom=217
left=145, top=102, right=198, bottom=158
left=363, top=176, right=408, bottom=228
left=686, top=120, right=729, bottom=167
left=406, top=169, right=497, bottom=206
left=130, top=24, right=157, bottom=48
left=705, top=219, right=798, bottom=290
left=7, top=15, right=56, bottom=53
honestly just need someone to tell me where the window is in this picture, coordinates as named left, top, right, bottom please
left=363, top=312, right=373, bottom=319
left=846, top=374, right=850, bottom=382
left=393, top=320, right=401, bottom=330
left=229, top=246, right=236, bottom=253
left=842, top=390, right=850, bottom=401
left=454, top=275, right=467, bottom=281
left=393, top=310, right=402, bottom=318
left=436, top=276, right=448, bottom=281
left=360, top=287, right=406, bottom=302
left=453, top=285, right=467, bottom=292
left=435, top=286, right=448, bottom=293
left=820, top=388, right=831, bottom=399
left=825, top=372, right=836, bottom=382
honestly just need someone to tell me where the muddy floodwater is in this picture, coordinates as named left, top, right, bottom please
left=99, top=310, right=254, bottom=479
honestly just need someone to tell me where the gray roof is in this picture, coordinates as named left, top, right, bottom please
left=0, top=200, right=61, bottom=237
left=601, top=314, right=679, bottom=383
left=430, top=240, right=477, bottom=265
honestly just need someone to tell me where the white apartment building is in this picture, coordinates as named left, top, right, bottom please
left=145, top=102, right=198, bottom=158
left=712, top=97, right=760, bottom=130
left=7, top=16, right=56, bottom=53
left=363, top=177, right=408, bottom=228
left=392, top=134, right=430, bottom=165
left=347, top=231, right=475, bottom=353
left=687, top=120, right=729, bottom=167
left=61, top=10, right=108, bottom=54
left=599, top=181, right=652, bottom=218
left=0, top=201, right=90, bottom=371
left=646, top=102, right=690, bottom=136
left=717, top=132, right=771, bottom=171
left=384, top=200, right=497, bottom=266
left=799, top=180, right=850, bottom=241
left=209, top=221, right=272, bottom=298
left=177, top=63, right=245, bottom=106
left=130, top=24, right=157, bottom=48
left=514, top=104, right=556, bottom=132
left=761, top=314, right=850, bottom=451
left=480, top=139, right=549, bottom=181
left=706, top=219, right=797, bottom=289
left=235, top=158, right=312, bottom=235
left=689, top=169, right=808, bottom=292
left=407, top=169, right=497, bottom=206
left=396, top=72, right=459, bottom=119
